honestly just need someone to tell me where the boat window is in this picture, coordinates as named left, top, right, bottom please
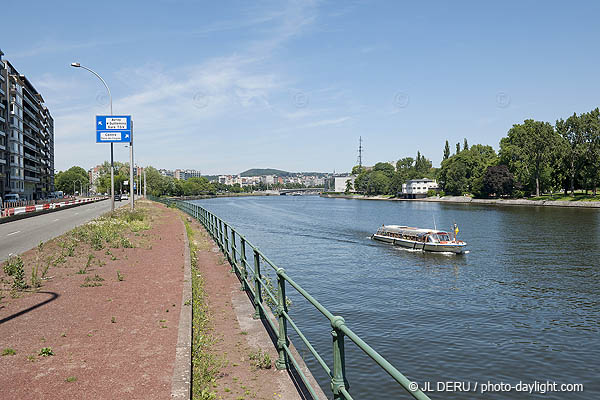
left=438, top=234, right=450, bottom=241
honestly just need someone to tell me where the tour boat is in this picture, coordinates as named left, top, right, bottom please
left=371, top=224, right=467, bottom=254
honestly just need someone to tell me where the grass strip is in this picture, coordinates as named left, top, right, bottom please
left=183, top=218, right=221, bottom=400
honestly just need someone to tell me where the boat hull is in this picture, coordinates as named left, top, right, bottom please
left=372, top=234, right=466, bottom=254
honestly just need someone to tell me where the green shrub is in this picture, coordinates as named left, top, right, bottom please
left=3, top=256, right=27, bottom=290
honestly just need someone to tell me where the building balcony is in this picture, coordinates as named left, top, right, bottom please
left=23, top=140, right=37, bottom=151
left=23, top=106, right=37, bottom=120
left=25, top=175, right=40, bottom=183
left=24, top=152, right=37, bottom=162
left=24, top=164, right=40, bottom=173
left=23, top=93, right=39, bottom=109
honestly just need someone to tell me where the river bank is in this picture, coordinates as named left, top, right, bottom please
left=321, top=193, right=600, bottom=208
left=0, top=201, right=315, bottom=400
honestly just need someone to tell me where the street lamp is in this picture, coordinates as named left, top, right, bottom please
left=73, top=179, right=83, bottom=197
left=70, top=62, right=115, bottom=212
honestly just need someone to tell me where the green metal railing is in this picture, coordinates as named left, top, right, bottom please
left=153, top=196, right=431, bottom=400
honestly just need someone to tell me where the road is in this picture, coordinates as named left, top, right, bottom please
left=0, top=199, right=118, bottom=262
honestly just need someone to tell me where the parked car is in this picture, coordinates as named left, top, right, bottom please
left=4, top=193, right=21, bottom=203
left=121, top=194, right=129, bottom=200
left=114, top=194, right=121, bottom=201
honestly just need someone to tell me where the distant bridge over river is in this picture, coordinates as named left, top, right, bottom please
left=278, top=188, right=323, bottom=195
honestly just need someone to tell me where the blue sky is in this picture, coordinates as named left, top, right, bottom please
left=4, top=0, right=600, bottom=174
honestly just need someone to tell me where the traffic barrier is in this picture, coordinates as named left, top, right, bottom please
left=1, top=197, right=107, bottom=218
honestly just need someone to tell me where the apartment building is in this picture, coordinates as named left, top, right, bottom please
left=0, top=50, right=54, bottom=200
left=160, top=168, right=202, bottom=180
left=0, top=52, right=7, bottom=196
left=88, top=165, right=102, bottom=193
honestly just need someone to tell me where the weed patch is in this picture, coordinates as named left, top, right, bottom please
left=248, top=348, right=272, bottom=370
left=81, top=274, right=104, bottom=287
left=3, top=255, right=27, bottom=290
left=2, top=348, right=16, bottom=356
left=38, top=347, right=54, bottom=357
left=183, top=218, right=221, bottom=400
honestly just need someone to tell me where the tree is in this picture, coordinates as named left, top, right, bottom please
left=351, top=165, right=363, bottom=175
left=439, top=145, right=497, bottom=196
left=414, top=152, right=432, bottom=176
left=499, top=119, right=559, bottom=196
left=345, top=179, right=353, bottom=194
left=372, top=162, right=395, bottom=179
left=482, top=165, right=514, bottom=198
left=555, top=113, right=587, bottom=195
left=55, top=166, right=89, bottom=195
left=443, top=140, right=450, bottom=160
left=353, top=171, right=369, bottom=194
left=463, top=138, right=469, bottom=151
left=456, top=142, right=461, bottom=154
left=365, top=171, right=390, bottom=195
left=580, top=108, right=600, bottom=195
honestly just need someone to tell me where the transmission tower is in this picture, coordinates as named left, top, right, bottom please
left=357, top=136, right=363, bottom=169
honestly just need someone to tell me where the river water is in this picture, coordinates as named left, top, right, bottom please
left=191, top=196, right=599, bottom=399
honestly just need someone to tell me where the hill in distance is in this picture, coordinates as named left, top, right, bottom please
left=239, top=168, right=329, bottom=177
left=240, top=168, right=291, bottom=177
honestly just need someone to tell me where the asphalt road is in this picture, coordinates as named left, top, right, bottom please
left=0, top=199, right=119, bottom=262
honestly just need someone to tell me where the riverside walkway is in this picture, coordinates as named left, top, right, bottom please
left=0, top=201, right=311, bottom=399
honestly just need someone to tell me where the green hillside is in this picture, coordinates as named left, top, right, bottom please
left=239, top=168, right=291, bottom=177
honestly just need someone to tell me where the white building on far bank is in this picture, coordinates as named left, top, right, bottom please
left=333, top=175, right=356, bottom=193
left=401, top=178, right=438, bottom=198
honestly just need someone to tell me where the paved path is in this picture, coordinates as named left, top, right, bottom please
left=0, top=199, right=116, bottom=262
left=0, top=202, right=187, bottom=399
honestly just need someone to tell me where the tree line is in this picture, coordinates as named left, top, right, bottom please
left=347, top=107, right=600, bottom=198
left=55, top=164, right=316, bottom=198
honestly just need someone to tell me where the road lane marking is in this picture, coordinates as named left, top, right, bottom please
left=7, top=231, right=21, bottom=236
left=53, top=219, right=60, bottom=222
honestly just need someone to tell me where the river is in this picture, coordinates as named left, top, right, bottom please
left=191, top=195, right=599, bottom=399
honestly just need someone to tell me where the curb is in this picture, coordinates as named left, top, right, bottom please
left=171, top=218, right=192, bottom=399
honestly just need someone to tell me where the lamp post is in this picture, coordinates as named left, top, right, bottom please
left=73, top=179, right=82, bottom=197
left=70, top=62, right=115, bottom=212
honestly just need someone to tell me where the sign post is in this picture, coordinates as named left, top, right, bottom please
left=96, top=116, right=132, bottom=143
left=96, top=115, right=133, bottom=210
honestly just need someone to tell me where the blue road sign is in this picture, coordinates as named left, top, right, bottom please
left=96, top=115, right=132, bottom=143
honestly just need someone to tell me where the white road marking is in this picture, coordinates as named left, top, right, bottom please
left=7, top=231, right=21, bottom=236
left=74, top=212, right=79, bottom=215
left=53, top=219, right=60, bottom=222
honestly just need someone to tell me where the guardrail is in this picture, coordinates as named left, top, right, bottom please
left=153, top=196, right=431, bottom=400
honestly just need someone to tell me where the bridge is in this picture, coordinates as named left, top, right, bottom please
left=278, top=188, right=323, bottom=195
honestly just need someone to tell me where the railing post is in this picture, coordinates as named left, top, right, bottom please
left=253, top=249, right=262, bottom=319
left=230, top=229, right=236, bottom=273
left=331, top=316, right=349, bottom=399
left=218, top=220, right=223, bottom=248
left=275, top=268, right=288, bottom=370
left=240, top=238, right=247, bottom=291
left=224, top=224, right=230, bottom=262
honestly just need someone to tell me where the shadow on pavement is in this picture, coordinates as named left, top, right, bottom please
left=0, top=291, right=60, bottom=325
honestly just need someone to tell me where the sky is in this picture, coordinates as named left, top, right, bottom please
left=3, top=0, right=600, bottom=174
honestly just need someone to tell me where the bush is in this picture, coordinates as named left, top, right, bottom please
left=426, top=189, right=438, bottom=197
left=3, top=255, right=27, bottom=290
left=513, top=190, right=525, bottom=198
